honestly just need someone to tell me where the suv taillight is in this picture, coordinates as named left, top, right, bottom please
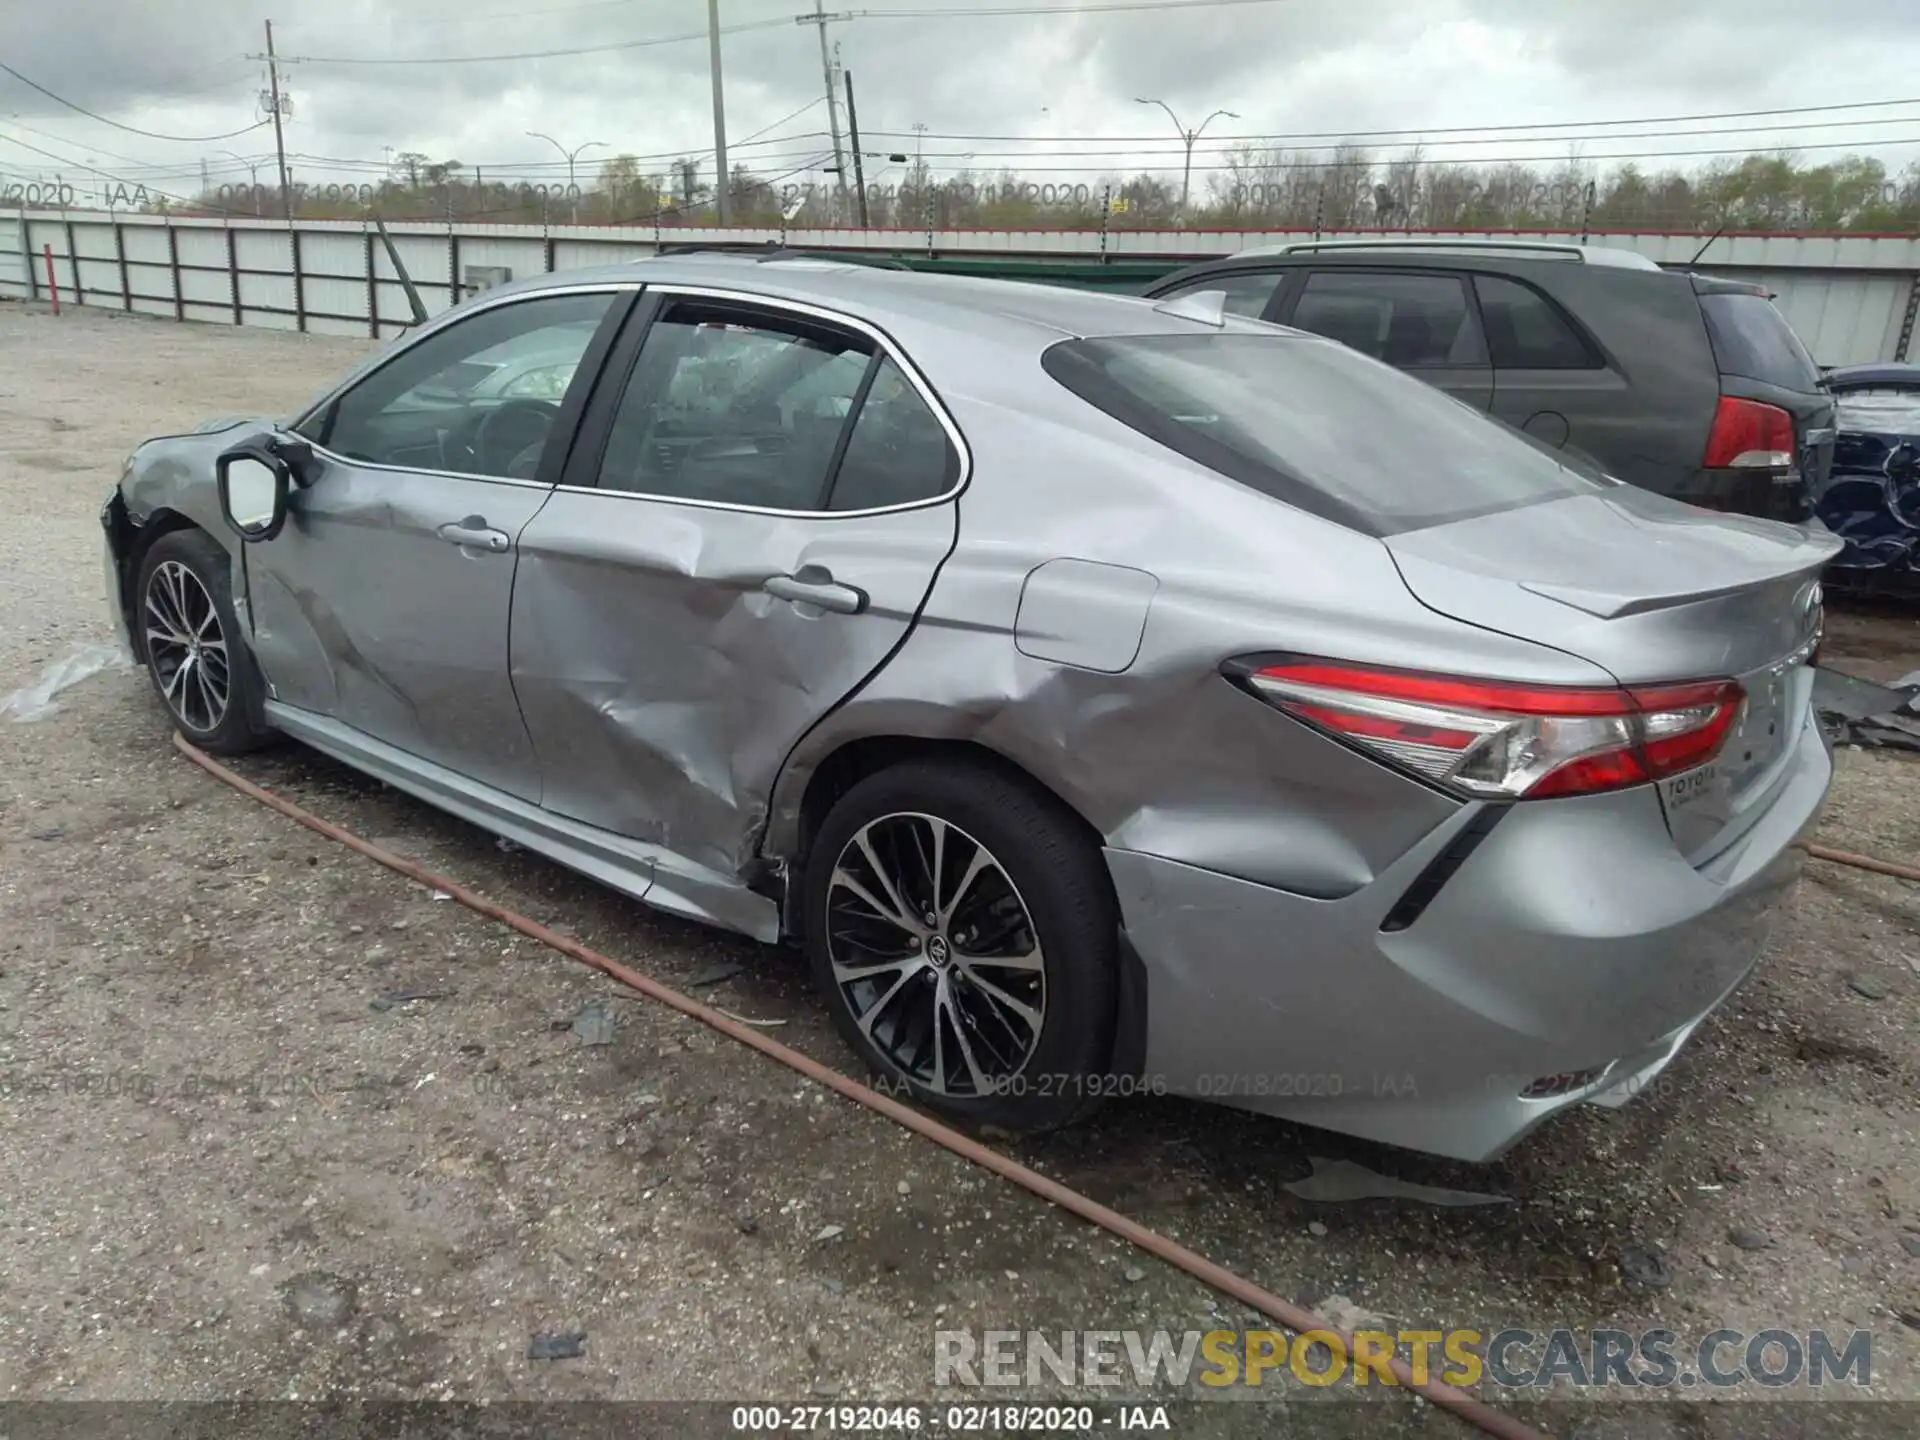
left=1703, top=396, right=1796, bottom=470
left=1240, top=659, right=1744, bottom=800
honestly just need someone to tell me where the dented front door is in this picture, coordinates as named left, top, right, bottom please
left=243, top=458, right=554, bottom=801
left=508, top=289, right=963, bottom=879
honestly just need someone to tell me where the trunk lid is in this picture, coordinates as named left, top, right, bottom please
left=1384, top=485, right=1838, bottom=863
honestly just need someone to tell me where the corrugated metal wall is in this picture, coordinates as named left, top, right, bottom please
left=2, top=212, right=1917, bottom=365
left=0, top=212, right=27, bottom=297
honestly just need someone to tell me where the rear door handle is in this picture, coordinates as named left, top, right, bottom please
left=436, top=516, right=511, bottom=553
left=763, top=569, right=867, bottom=615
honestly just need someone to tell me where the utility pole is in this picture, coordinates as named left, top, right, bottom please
left=707, top=0, right=731, bottom=225
left=265, top=20, right=292, bottom=222
left=844, top=71, right=869, bottom=229
left=807, top=3, right=849, bottom=219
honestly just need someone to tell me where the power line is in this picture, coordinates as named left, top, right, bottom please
left=278, top=14, right=794, bottom=65
left=0, top=61, right=270, bottom=143
left=885, top=115, right=1920, bottom=163
left=274, top=131, right=831, bottom=174
left=289, top=0, right=665, bottom=27
left=0, top=128, right=210, bottom=207
left=898, top=133, right=1920, bottom=175
left=277, top=0, right=1292, bottom=66
left=0, top=119, right=164, bottom=169
left=737, top=95, right=827, bottom=147
left=873, top=95, right=1920, bottom=145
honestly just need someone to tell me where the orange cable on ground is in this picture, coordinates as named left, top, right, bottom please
left=171, top=731, right=1546, bottom=1440
left=1798, top=840, right=1920, bottom=885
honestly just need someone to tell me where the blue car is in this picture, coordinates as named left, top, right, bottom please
left=1817, top=363, right=1920, bottom=594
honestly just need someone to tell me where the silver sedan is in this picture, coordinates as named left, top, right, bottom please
left=103, top=254, right=1837, bottom=1161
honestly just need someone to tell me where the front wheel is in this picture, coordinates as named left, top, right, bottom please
left=802, top=759, right=1119, bottom=1132
left=135, top=528, right=274, bottom=755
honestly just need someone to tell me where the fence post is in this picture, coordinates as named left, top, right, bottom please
left=364, top=227, right=379, bottom=339
left=289, top=227, right=307, bottom=332
left=167, top=225, right=184, bottom=321
left=225, top=226, right=241, bottom=325
left=22, top=213, right=38, bottom=301
left=43, top=244, right=59, bottom=315
left=63, top=216, right=81, bottom=304
left=1895, top=275, right=1920, bottom=364
left=113, top=220, right=132, bottom=311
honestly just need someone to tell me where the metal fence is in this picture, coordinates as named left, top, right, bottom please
left=4, top=210, right=1919, bottom=364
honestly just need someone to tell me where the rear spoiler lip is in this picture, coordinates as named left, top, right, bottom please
left=1520, top=544, right=1841, bottom=619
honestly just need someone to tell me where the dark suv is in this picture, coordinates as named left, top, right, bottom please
left=1146, top=239, right=1835, bottom=522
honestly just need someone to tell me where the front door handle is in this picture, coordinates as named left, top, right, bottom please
left=764, top=567, right=867, bottom=615
left=436, top=516, right=511, bottom=554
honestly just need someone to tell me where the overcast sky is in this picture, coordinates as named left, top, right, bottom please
left=5, top=0, right=1920, bottom=208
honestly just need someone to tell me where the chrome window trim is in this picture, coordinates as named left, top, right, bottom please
left=293, top=282, right=640, bottom=486
left=553, top=282, right=973, bottom=521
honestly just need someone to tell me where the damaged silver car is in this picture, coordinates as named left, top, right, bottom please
left=103, top=254, right=1838, bottom=1161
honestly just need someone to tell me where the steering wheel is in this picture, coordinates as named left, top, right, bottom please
left=470, top=400, right=561, bottom=479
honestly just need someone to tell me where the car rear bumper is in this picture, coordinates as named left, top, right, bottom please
left=1108, top=713, right=1831, bottom=1162
left=1673, top=466, right=1814, bottom=523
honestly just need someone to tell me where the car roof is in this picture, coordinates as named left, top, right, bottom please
left=483, top=252, right=1259, bottom=346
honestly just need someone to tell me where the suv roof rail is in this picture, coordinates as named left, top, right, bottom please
left=1231, top=238, right=1663, bottom=272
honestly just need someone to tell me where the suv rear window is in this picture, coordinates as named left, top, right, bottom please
left=1042, top=332, right=1606, bottom=537
left=1699, top=292, right=1821, bottom=391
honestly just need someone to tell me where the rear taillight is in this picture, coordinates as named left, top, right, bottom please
left=1703, top=396, right=1796, bottom=470
left=1241, top=659, right=1744, bottom=801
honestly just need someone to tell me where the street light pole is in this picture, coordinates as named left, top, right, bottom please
left=1134, top=98, right=1239, bottom=219
left=219, top=150, right=264, bottom=215
left=527, top=132, right=607, bottom=224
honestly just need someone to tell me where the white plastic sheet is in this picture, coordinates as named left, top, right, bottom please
left=1, top=642, right=135, bottom=722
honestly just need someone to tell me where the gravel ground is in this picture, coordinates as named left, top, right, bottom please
left=1, top=303, right=1916, bottom=1436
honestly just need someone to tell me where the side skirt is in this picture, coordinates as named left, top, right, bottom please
left=263, top=702, right=782, bottom=943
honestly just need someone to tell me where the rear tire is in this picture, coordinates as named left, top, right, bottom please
left=135, top=528, right=274, bottom=755
left=803, top=759, right=1119, bottom=1132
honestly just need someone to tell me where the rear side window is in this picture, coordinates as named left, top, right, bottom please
left=1473, top=275, right=1601, bottom=370
left=1160, top=270, right=1285, bottom=320
left=1289, top=272, right=1482, bottom=367
left=1699, top=292, right=1821, bottom=391
left=827, top=356, right=958, bottom=511
left=1042, top=332, right=1604, bottom=537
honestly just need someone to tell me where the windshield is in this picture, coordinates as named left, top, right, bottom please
left=1042, top=332, right=1607, bottom=536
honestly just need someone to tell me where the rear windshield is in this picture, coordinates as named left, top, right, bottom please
left=1041, top=332, right=1607, bottom=536
left=1699, top=292, right=1821, bottom=391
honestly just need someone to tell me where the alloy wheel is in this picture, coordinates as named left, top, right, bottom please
left=825, top=812, right=1047, bottom=1097
left=144, top=559, right=230, bottom=734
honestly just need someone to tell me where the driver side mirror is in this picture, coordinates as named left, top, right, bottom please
left=216, top=441, right=292, bottom=542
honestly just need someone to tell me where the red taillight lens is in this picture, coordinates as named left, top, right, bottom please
left=1244, top=660, right=1743, bottom=801
left=1703, top=396, right=1796, bottom=470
